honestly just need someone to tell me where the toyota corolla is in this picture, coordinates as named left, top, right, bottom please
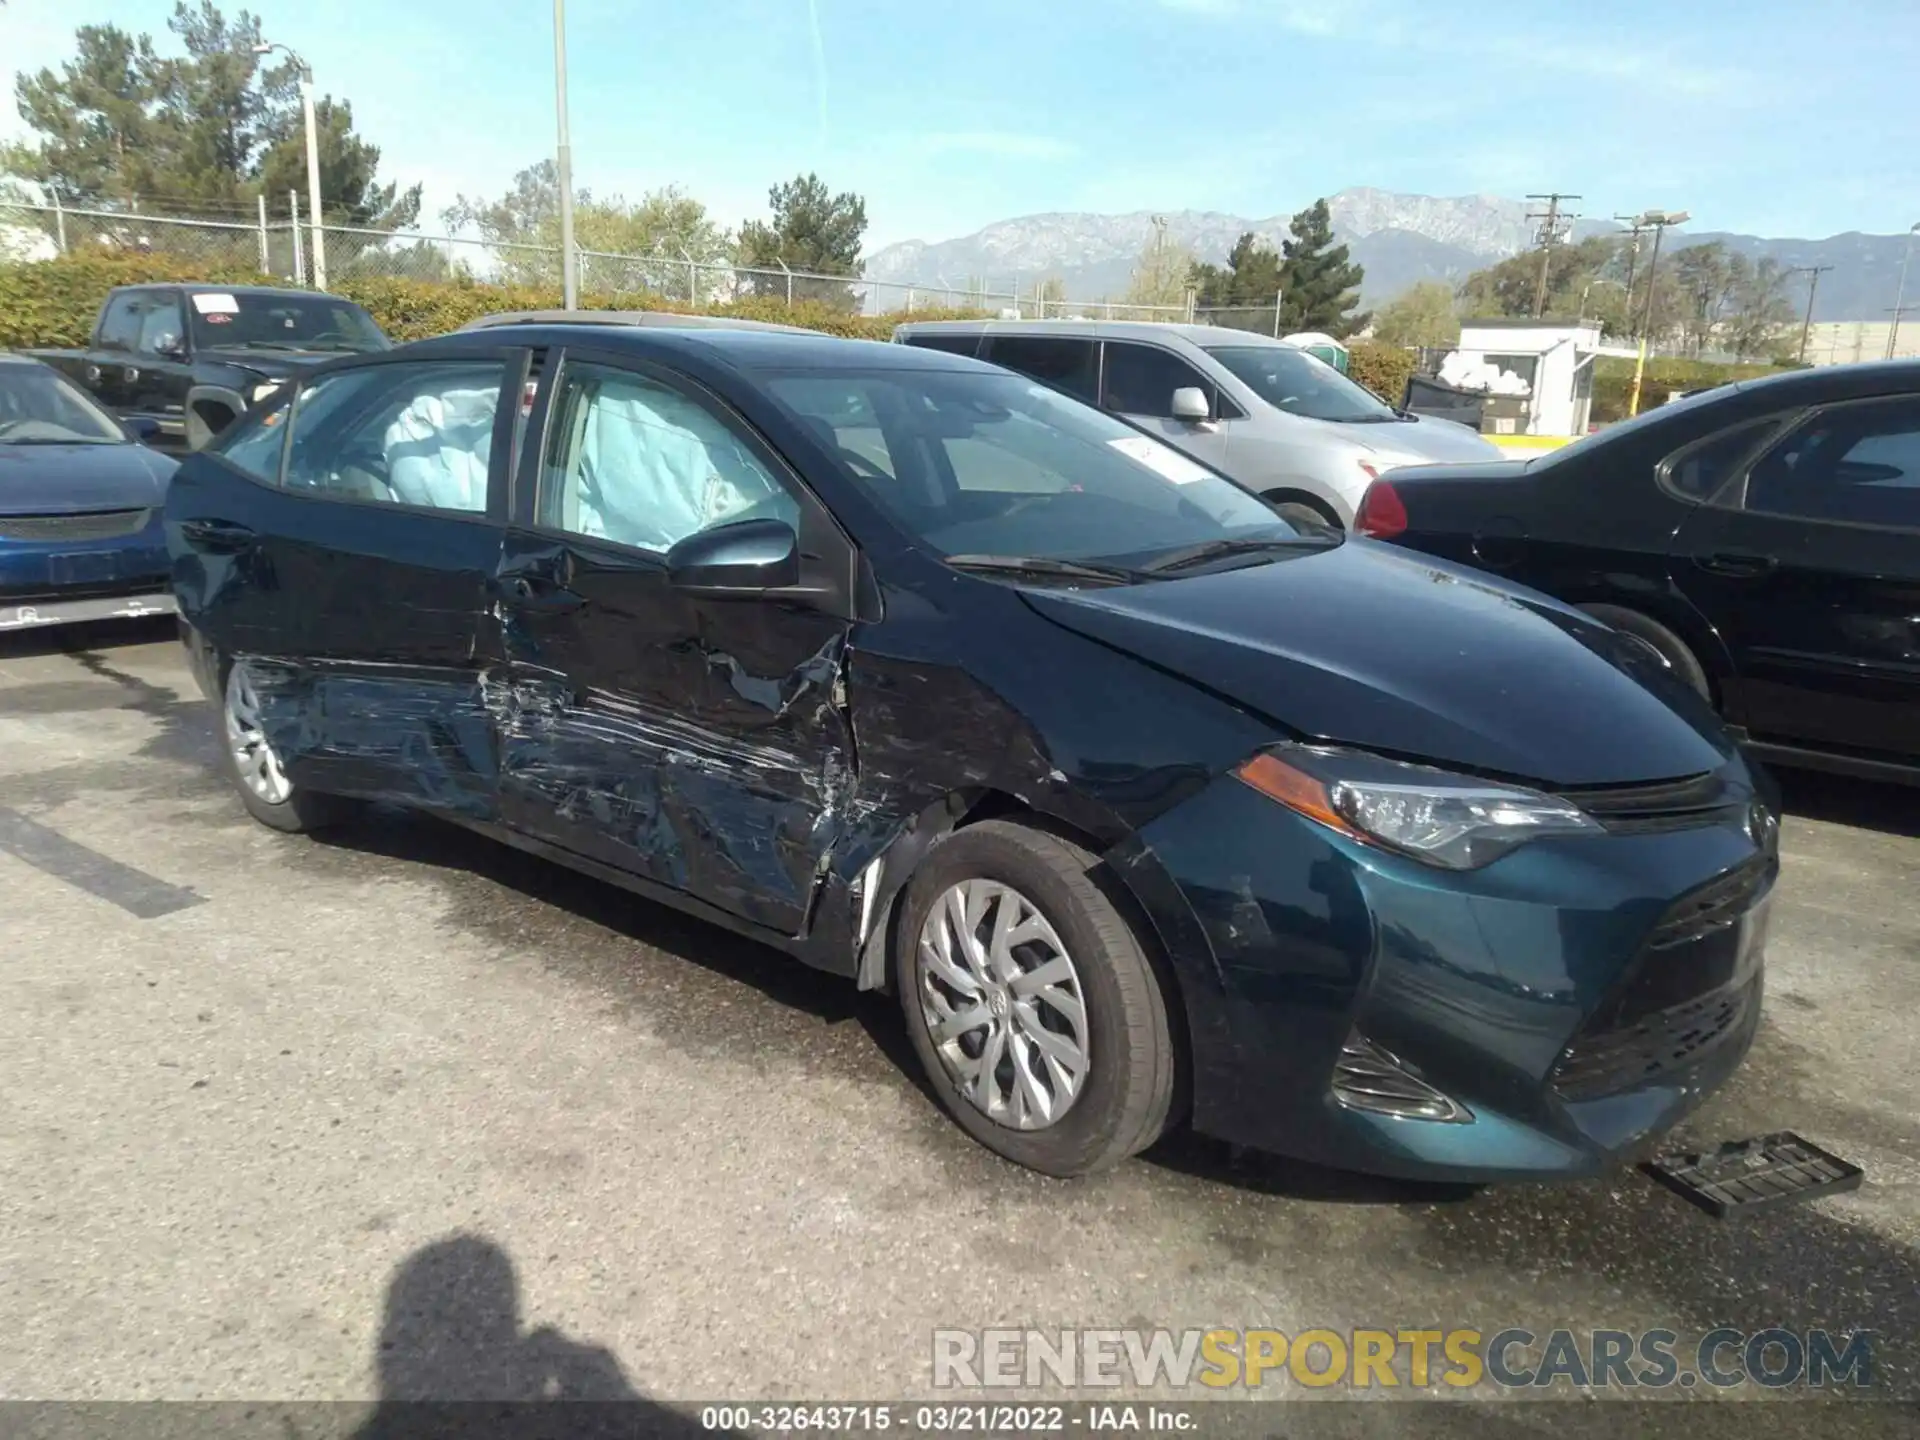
left=164, top=323, right=1777, bottom=1181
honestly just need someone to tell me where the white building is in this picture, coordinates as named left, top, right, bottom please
left=1449, top=319, right=1602, bottom=437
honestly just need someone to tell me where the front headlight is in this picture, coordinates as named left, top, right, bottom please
left=1235, top=744, right=1602, bottom=870
left=250, top=381, right=282, bottom=403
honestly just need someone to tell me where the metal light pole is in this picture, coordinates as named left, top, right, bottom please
left=1888, top=222, right=1920, bottom=360
left=256, top=42, right=326, bottom=291
left=1626, top=209, right=1689, bottom=418
left=553, top=0, right=578, bottom=309
left=1789, top=265, right=1833, bottom=364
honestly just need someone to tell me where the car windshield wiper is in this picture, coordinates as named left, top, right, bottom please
left=944, top=554, right=1150, bottom=586
left=1138, top=535, right=1332, bottom=574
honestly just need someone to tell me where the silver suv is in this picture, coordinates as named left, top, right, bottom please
left=892, top=319, right=1501, bottom=528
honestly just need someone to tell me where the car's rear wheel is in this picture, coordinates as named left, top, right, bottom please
left=1580, top=604, right=1713, bottom=702
left=896, top=820, right=1177, bottom=1177
left=220, top=658, right=357, bottom=833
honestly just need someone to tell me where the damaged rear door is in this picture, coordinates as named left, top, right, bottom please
left=176, top=349, right=524, bottom=816
left=491, top=347, right=861, bottom=935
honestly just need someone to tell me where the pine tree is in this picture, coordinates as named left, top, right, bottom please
left=1277, top=199, right=1368, bottom=337
left=736, top=173, right=868, bottom=309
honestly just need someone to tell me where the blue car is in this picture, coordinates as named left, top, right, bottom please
left=1, top=355, right=176, bottom=632
left=164, top=325, right=1778, bottom=1182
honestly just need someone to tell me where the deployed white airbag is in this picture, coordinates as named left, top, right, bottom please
left=570, top=381, right=793, bottom=551
left=384, top=386, right=499, bottom=511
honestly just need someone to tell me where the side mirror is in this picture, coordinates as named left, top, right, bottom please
left=124, top=416, right=163, bottom=443
left=666, top=518, right=800, bottom=595
left=1170, top=386, right=1211, bottom=422
left=152, top=333, right=186, bottom=360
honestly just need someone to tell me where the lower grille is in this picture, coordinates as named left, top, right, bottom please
left=0, top=509, right=152, bottom=542
left=1332, top=1031, right=1470, bottom=1122
left=1553, top=978, right=1758, bottom=1100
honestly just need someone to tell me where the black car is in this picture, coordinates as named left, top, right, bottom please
left=1357, top=360, right=1920, bottom=785
left=28, top=283, right=391, bottom=452
left=165, top=326, right=1776, bottom=1182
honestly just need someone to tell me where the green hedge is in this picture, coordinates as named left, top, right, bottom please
left=1347, top=339, right=1416, bottom=405
left=1590, top=356, right=1792, bottom=424
left=0, top=254, right=986, bottom=350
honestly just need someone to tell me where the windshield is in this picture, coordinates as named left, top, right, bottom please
left=186, top=291, right=389, bottom=352
left=1205, top=344, right=1399, bottom=423
left=765, top=367, right=1303, bottom=567
left=0, top=365, right=126, bottom=444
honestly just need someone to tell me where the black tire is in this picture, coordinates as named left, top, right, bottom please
left=216, top=656, right=359, bottom=833
left=1580, top=604, right=1713, bottom=701
left=1263, top=491, right=1343, bottom=532
left=895, top=820, right=1177, bottom=1177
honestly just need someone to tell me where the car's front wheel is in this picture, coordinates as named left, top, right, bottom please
left=219, top=658, right=357, bottom=833
left=896, top=820, right=1178, bottom=1177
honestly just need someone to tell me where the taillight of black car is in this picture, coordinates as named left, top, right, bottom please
left=1354, top=479, right=1407, bottom=538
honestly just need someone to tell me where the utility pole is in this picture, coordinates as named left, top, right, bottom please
left=1887, top=222, right=1919, bottom=360
left=1790, top=264, right=1832, bottom=364
left=553, top=0, right=578, bottom=309
left=1526, top=193, right=1581, bottom=318
left=1625, top=209, right=1690, bottom=418
left=1613, top=213, right=1648, bottom=336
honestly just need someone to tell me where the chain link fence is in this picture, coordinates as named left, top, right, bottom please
left=1, top=200, right=1200, bottom=322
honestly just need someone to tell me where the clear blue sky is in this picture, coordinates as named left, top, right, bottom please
left=3, top=0, right=1916, bottom=249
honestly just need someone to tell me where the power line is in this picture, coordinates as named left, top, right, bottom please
left=1525, top=192, right=1581, bottom=318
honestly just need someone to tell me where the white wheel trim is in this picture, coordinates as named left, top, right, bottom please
left=917, top=878, right=1091, bottom=1132
left=224, top=662, right=292, bottom=805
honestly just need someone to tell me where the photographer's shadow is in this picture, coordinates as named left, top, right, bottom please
left=355, top=1234, right=713, bottom=1439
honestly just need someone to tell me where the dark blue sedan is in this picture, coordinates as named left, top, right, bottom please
left=1, top=355, right=176, bottom=632
left=163, top=324, right=1777, bottom=1182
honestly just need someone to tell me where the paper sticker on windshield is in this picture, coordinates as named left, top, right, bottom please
left=1107, top=435, right=1210, bottom=485
left=190, top=292, right=239, bottom=315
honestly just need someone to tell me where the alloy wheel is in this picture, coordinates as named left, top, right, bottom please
left=225, top=662, right=291, bottom=805
left=916, top=878, right=1091, bottom=1131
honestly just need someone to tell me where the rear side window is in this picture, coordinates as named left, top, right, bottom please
left=1743, top=397, right=1920, bottom=529
left=982, top=336, right=1100, bottom=404
left=282, top=361, right=505, bottom=512
left=1662, top=418, right=1782, bottom=502
left=901, top=333, right=982, bottom=357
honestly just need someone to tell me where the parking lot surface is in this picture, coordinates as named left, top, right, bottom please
left=0, top=621, right=1914, bottom=1433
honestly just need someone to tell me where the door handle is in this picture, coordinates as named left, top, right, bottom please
left=180, top=517, right=256, bottom=553
left=1695, top=551, right=1778, bottom=578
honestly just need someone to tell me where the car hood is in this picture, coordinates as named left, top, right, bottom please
left=0, top=441, right=176, bottom=516
left=195, top=347, right=364, bottom=377
left=1021, top=540, right=1731, bottom=788
left=1348, top=414, right=1506, bottom=465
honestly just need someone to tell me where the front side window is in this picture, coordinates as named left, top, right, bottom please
left=1202, top=344, right=1398, bottom=422
left=186, top=291, right=388, bottom=354
left=209, top=394, right=294, bottom=481
left=766, top=368, right=1297, bottom=564
left=1744, top=398, right=1920, bottom=530
left=984, top=336, right=1099, bottom=404
left=539, top=362, right=799, bottom=553
left=282, top=361, right=504, bottom=511
left=1099, top=342, right=1211, bottom=418
left=0, top=365, right=127, bottom=444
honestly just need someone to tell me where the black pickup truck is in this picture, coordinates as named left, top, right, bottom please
left=27, top=283, right=390, bottom=452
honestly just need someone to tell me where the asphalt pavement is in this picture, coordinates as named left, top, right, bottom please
left=0, top=620, right=1914, bottom=1437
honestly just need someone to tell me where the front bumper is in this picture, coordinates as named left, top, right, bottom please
left=0, top=523, right=173, bottom=632
left=1135, top=771, right=1772, bottom=1182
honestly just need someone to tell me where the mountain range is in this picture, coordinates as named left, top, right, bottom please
left=863, top=188, right=1914, bottom=323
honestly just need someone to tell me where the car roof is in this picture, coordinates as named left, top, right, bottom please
left=456, top=309, right=813, bottom=334
left=1725, top=357, right=1920, bottom=403
left=0, top=351, right=56, bottom=369
left=891, top=317, right=1301, bottom=348
left=109, top=282, right=333, bottom=298
left=400, top=323, right=987, bottom=372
